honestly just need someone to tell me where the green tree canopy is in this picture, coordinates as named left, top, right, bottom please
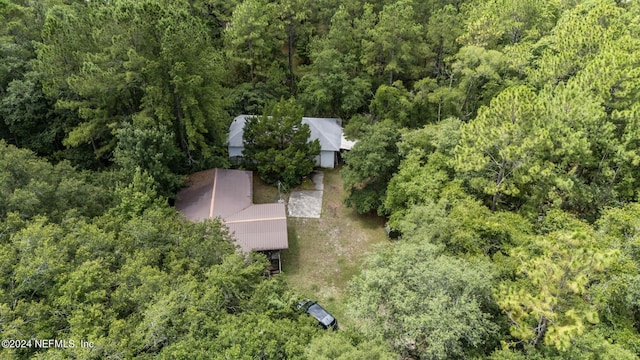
left=113, top=124, right=185, bottom=198
left=242, top=98, right=320, bottom=189
left=342, top=120, right=400, bottom=215
left=349, top=241, right=500, bottom=359
left=0, top=146, right=329, bottom=359
left=36, top=0, right=231, bottom=168
left=497, top=211, right=619, bottom=352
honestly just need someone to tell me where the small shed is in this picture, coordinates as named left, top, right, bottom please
left=228, top=115, right=344, bottom=168
left=175, top=168, right=288, bottom=274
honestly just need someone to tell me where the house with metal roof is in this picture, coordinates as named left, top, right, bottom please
left=229, top=115, right=349, bottom=168
left=175, top=168, right=287, bottom=273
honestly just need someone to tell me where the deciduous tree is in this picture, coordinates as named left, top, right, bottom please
left=342, top=120, right=400, bottom=215
left=349, top=241, right=500, bottom=359
left=113, top=124, right=185, bottom=198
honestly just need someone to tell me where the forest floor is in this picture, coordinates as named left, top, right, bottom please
left=253, top=168, right=389, bottom=329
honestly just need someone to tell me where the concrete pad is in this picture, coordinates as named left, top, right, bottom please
left=311, top=171, right=324, bottom=190
left=288, top=190, right=323, bottom=218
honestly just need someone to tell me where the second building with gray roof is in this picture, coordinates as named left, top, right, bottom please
left=228, top=115, right=346, bottom=168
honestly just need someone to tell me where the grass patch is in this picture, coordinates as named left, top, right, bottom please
left=251, top=168, right=389, bottom=328
left=292, top=176, right=316, bottom=191
left=279, top=168, right=389, bottom=329
left=252, top=173, right=284, bottom=204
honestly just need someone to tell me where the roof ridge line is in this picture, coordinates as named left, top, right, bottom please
left=223, top=200, right=280, bottom=220
left=209, top=168, right=218, bottom=218
left=224, top=216, right=287, bottom=224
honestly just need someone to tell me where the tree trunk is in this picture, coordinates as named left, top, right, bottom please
left=249, top=40, right=255, bottom=84
left=389, top=48, right=395, bottom=85
left=492, top=157, right=507, bottom=212
left=170, top=83, right=193, bottom=164
left=532, top=316, right=548, bottom=347
left=460, top=79, right=475, bottom=121
left=434, top=36, right=444, bottom=77
left=90, top=137, right=98, bottom=157
left=491, top=189, right=500, bottom=212
left=287, top=23, right=295, bottom=95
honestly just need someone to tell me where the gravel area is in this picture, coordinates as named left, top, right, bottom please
left=288, top=190, right=323, bottom=218
left=288, top=171, right=324, bottom=218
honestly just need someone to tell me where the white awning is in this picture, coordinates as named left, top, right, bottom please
left=340, top=132, right=356, bottom=150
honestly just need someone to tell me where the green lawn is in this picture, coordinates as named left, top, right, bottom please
left=253, top=168, right=389, bottom=328
left=252, top=172, right=282, bottom=204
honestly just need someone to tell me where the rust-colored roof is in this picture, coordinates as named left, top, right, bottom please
left=226, top=203, right=285, bottom=222
left=210, top=168, right=253, bottom=218
left=227, top=218, right=287, bottom=252
left=175, top=169, right=288, bottom=252
left=174, top=169, right=215, bottom=222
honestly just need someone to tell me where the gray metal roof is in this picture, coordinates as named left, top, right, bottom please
left=302, top=117, right=342, bottom=152
left=228, top=115, right=251, bottom=148
left=228, top=115, right=343, bottom=152
left=175, top=169, right=288, bottom=252
left=173, top=169, right=216, bottom=222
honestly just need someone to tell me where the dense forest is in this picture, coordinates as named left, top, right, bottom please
left=1, top=0, right=640, bottom=358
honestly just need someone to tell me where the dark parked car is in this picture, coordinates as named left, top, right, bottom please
left=297, top=300, right=338, bottom=330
